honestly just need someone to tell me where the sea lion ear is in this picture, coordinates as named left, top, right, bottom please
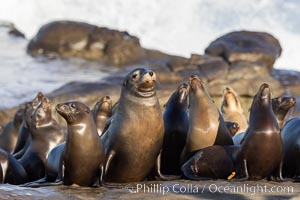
left=85, top=109, right=90, bottom=114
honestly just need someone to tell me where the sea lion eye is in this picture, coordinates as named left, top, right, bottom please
left=132, top=72, right=139, bottom=79
left=71, top=103, right=76, bottom=109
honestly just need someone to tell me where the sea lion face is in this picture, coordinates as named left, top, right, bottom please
left=123, top=68, right=157, bottom=98
left=222, top=86, right=242, bottom=112
left=13, top=107, right=25, bottom=126
left=56, top=101, right=90, bottom=124
left=189, top=75, right=207, bottom=97
left=177, top=83, right=189, bottom=104
left=272, top=96, right=296, bottom=113
left=93, top=96, right=113, bottom=116
left=32, top=97, right=52, bottom=128
left=252, top=83, right=271, bottom=110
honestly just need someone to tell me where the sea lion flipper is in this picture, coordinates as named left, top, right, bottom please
left=268, top=161, right=285, bottom=182
left=233, top=159, right=249, bottom=181
left=104, top=150, right=115, bottom=176
left=154, top=151, right=181, bottom=181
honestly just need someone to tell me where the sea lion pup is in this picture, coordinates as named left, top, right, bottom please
left=0, top=148, right=28, bottom=184
left=181, top=145, right=237, bottom=180
left=225, top=121, right=240, bottom=136
left=0, top=106, right=25, bottom=153
left=233, top=83, right=283, bottom=180
left=19, top=97, right=66, bottom=181
left=54, top=101, right=105, bottom=186
left=180, top=75, right=233, bottom=164
left=102, top=68, right=168, bottom=183
left=161, top=83, right=189, bottom=175
left=272, top=96, right=296, bottom=129
left=221, top=86, right=248, bottom=135
left=13, top=92, right=44, bottom=158
left=92, top=96, right=113, bottom=136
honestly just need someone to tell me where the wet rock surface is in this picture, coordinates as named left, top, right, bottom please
left=0, top=180, right=298, bottom=200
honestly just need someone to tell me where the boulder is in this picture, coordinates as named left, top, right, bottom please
left=205, top=31, right=282, bottom=71
left=27, top=21, right=144, bottom=65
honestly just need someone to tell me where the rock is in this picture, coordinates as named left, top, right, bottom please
left=205, top=31, right=282, bottom=71
left=271, top=69, right=300, bottom=96
left=228, top=61, right=269, bottom=80
left=27, top=20, right=144, bottom=66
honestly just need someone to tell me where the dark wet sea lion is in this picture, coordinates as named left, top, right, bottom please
left=55, top=101, right=105, bottom=186
left=272, top=96, right=296, bottom=129
left=181, top=145, right=237, bottom=180
left=0, top=148, right=28, bottom=185
left=221, top=86, right=248, bottom=135
left=233, top=96, right=295, bottom=145
left=0, top=106, right=24, bottom=153
left=13, top=92, right=44, bottom=157
left=19, top=97, right=65, bottom=181
left=92, top=96, right=113, bottom=136
left=101, top=68, right=165, bottom=183
left=233, top=83, right=283, bottom=180
left=281, top=118, right=300, bottom=178
left=161, top=83, right=189, bottom=175
left=180, top=75, right=233, bottom=164
left=283, top=96, right=300, bottom=122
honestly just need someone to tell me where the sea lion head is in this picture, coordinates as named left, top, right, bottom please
left=25, top=92, right=44, bottom=128
left=32, top=97, right=52, bottom=128
left=221, top=86, right=243, bottom=113
left=177, top=83, right=189, bottom=104
left=251, top=83, right=271, bottom=111
left=56, top=101, right=91, bottom=124
left=226, top=121, right=240, bottom=136
left=13, top=106, right=25, bottom=127
left=164, top=83, right=189, bottom=110
left=189, top=75, right=208, bottom=97
left=272, top=96, right=296, bottom=114
left=32, top=92, right=44, bottom=110
left=122, top=68, right=157, bottom=98
left=92, top=96, right=113, bottom=117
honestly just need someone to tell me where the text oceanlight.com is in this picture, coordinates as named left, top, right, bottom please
left=125, top=183, right=294, bottom=195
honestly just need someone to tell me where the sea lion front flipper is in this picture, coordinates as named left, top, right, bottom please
left=154, top=150, right=181, bottom=181
left=268, top=160, right=285, bottom=182
left=104, top=150, right=115, bottom=177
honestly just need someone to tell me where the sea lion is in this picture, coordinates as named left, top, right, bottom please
left=225, top=121, right=240, bottom=136
left=0, top=106, right=24, bottom=153
left=0, top=148, right=28, bottom=185
left=180, top=75, right=233, bottom=163
left=272, top=96, right=296, bottom=128
left=101, top=68, right=165, bottom=183
left=221, top=86, right=248, bottom=135
left=233, top=96, right=295, bottom=145
left=92, top=96, right=113, bottom=136
left=283, top=96, right=300, bottom=122
left=281, top=118, right=300, bottom=178
left=181, top=145, right=237, bottom=180
left=13, top=92, right=44, bottom=157
left=161, top=83, right=189, bottom=175
left=19, top=97, right=65, bottom=181
left=233, top=83, right=283, bottom=180
left=54, top=101, right=105, bottom=186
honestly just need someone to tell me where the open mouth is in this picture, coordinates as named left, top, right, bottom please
left=138, top=80, right=155, bottom=93
left=260, top=85, right=270, bottom=100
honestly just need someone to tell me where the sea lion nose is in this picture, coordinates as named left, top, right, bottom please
left=149, top=71, right=154, bottom=77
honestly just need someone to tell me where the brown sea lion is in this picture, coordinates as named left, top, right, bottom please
left=55, top=101, right=106, bottom=186
left=284, top=96, right=300, bottom=122
left=272, top=96, right=296, bottom=128
left=101, top=68, right=165, bottom=183
left=225, top=121, right=240, bottom=136
left=13, top=92, right=44, bottom=158
left=0, top=148, right=28, bottom=185
left=281, top=118, right=300, bottom=179
left=161, top=83, right=189, bottom=175
left=92, top=96, right=113, bottom=136
left=180, top=75, right=233, bottom=163
left=19, top=97, right=65, bottom=181
left=221, top=86, right=248, bottom=135
left=233, top=83, right=283, bottom=180
left=0, top=106, right=24, bottom=153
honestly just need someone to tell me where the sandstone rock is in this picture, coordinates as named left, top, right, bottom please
left=205, top=31, right=282, bottom=71
left=228, top=61, right=269, bottom=80
left=27, top=21, right=144, bottom=66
